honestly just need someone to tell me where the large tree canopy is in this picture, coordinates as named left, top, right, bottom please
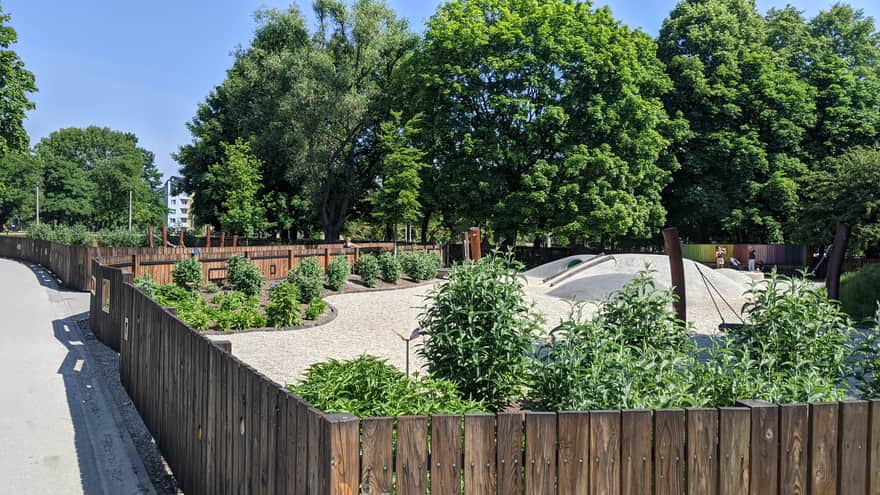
left=0, top=5, right=36, bottom=157
left=408, top=0, right=684, bottom=246
left=177, top=0, right=417, bottom=240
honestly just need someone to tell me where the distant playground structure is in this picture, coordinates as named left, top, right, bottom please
left=681, top=243, right=807, bottom=269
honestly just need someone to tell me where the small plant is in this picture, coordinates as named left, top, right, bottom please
left=153, top=283, right=214, bottom=331
left=326, top=256, right=350, bottom=291
left=304, top=297, right=328, bottom=320
left=289, top=355, right=486, bottom=417
left=404, top=252, right=441, bottom=281
left=212, top=291, right=266, bottom=330
left=134, top=273, right=157, bottom=298
left=378, top=252, right=402, bottom=284
left=289, top=257, right=324, bottom=302
left=28, top=223, right=54, bottom=241
left=96, top=229, right=145, bottom=247
left=201, top=283, right=221, bottom=293
left=266, top=282, right=302, bottom=328
left=418, top=250, right=541, bottom=410
left=226, top=255, right=263, bottom=296
left=355, top=254, right=380, bottom=287
left=172, top=257, right=202, bottom=289
left=841, top=263, right=880, bottom=323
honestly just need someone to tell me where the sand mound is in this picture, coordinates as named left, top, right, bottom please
left=522, top=254, right=596, bottom=279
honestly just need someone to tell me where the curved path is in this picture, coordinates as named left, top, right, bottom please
left=0, top=258, right=153, bottom=494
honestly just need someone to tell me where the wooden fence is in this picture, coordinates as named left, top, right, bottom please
left=0, top=235, right=441, bottom=291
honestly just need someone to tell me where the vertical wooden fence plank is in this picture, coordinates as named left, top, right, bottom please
left=295, top=401, right=309, bottom=495
left=838, top=400, right=868, bottom=495
left=307, top=407, right=323, bottom=495
left=525, top=412, right=557, bottom=495
left=749, top=404, right=779, bottom=495
left=719, top=408, right=750, bottom=495
left=687, top=408, right=719, bottom=495
left=558, top=411, right=590, bottom=495
left=779, top=404, right=808, bottom=495
left=361, top=417, right=393, bottom=495
left=326, top=413, right=359, bottom=495
left=620, top=409, right=652, bottom=495
left=654, top=409, right=685, bottom=495
left=590, top=410, right=620, bottom=495
left=274, top=389, right=287, bottom=495
left=809, top=402, right=839, bottom=495
left=397, top=416, right=428, bottom=495
left=496, top=413, right=523, bottom=495
left=464, top=414, right=495, bottom=495
left=869, top=400, right=880, bottom=495
left=431, top=415, right=462, bottom=495
left=283, top=394, right=299, bottom=495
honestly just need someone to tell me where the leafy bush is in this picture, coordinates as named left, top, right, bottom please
left=133, top=273, right=157, bottom=298
left=700, top=271, right=853, bottom=405
left=418, top=251, right=541, bottom=410
left=853, top=304, right=880, bottom=398
left=529, top=269, right=704, bottom=410
left=96, top=229, right=145, bottom=247
left=266, top=282, right=301, bottom=328
left=153, top=284, right=214, bottom=331
left=326, top=256, right=350, bottom=291
left=28, top=223, right=54, bottom=240
left=403, top=252, right=441, bottom=281
left=212, top=291, right=266, bottom=330
left=172, top=257, right=202, bottom=289
left=841, top=263, right=880, bottom=322
left=226, top=255, right=263, bottom=296
left=289, top=257, right=324, bottom=302
left=201, top=283, right=221, bottom=293
left=378, top=252, right=402, bottom=284
left=305, top=298, right=328, bottom=320
left=355, top=254, right=380, bottom=287
left=289, top=355, right=485, bottom=417
left=28, top=224, right=94, bottom=245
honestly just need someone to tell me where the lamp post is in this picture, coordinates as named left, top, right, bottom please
left=128, top=186, right=133, bottom=231
left=35, top=185, right=40, bottom=225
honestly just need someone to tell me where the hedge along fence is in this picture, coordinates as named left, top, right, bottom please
left=0, top=234, right=442, bottom=291
left=88, top=259, right=880, bottom=494
left=682, top=243, right=807, bottom=268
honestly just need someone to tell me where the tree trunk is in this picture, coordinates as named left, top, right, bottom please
left=420, top=211, right=431, bottom=245
left=393, top=223, right=398, bottom=256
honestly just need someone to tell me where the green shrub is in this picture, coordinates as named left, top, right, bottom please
left=700, top=271, right=853, bottom=405
left=133, top=273, right=157, bottom=298
left=28, top=223, right=54, bottom=240
left=529, top=269, right=703, bottom=410
left=404, top=252, right=441, bottom=281
left=326, top=256, right=350, bottom=291
left=212, top=291, right=266, bottom=330
left=304, top=298, right=328, bottom=320
left=853, top=304, right=880, bottom=398
left=172, top=257, right=202, bottom=289
left=96, top=229, right=145, bottom=247
left=378, top=252, right=402, bottom=284
left=841, top=263, right=880, bottom=322
left=289, top=257, right=324, bottom=302
left=226, top=255, right=263, bottom=296
left=289, top=355, right=486, bottom=417
left=355, top=254, right=380, bottom=287
left=266, top=282, right=302, bottom=328
left=418, top=251, right=541, bottom=410
left=201, top=283, right=221, bottom=293
left=153, top=283, right=214, bottom=331
left=60, top=224, right=94, bottom=246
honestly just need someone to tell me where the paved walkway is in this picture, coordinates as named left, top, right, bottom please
left=0, top=258, right=154, bottom=494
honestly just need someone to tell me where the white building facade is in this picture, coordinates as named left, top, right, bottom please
left=163, top=176, right=191, bottom=230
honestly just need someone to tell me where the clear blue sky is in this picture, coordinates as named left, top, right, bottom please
left=6, top=0, right=878, bottom=180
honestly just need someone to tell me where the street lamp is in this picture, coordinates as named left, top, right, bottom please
left=128, top=186, right=133, bottom=231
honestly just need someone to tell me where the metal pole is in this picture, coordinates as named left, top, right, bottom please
left=663, top=227, right=687, bottom=322
left=35, top=185, right=40, bottom=225
left=128, top=187, right=133, bottom=231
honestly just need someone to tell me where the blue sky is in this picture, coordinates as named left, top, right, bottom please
left=6, top=0, right=878, bottom=180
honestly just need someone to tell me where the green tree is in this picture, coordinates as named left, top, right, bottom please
left=0, top=152, right=41, bottom=226
left=0, top=5, right=36, bottom=157
left=659, top=0, right=816, bottom=243
left=369, top=112, right=424, bottom=249
left=204, top=139, right=267, bottom=237
left=409, top=0, right=683, bottom=246
left=177, top=1, right=417, bottom=240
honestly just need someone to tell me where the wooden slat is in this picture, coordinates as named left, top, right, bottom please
left=558, top=411, right=590, bottom=495
left=590, top=410, right=620, bottom=495
left=496, top=413, right=523, bottom=495
left=687, top=408, right=719, bottom=495
left=397, top=416, right=428, bottom=495
left=809, top=402, right=838, bottom=495
left=719, top=407, right=750, bottom=495
left=655, top=409, right=685, bottom=495
left=779, top=404, right=808, bottom=495
left=869, top=400, right=880, bottom=495
left=361, top=417, right=393, bottom=495
left=295, top=400, right=309, bottom=495
left=464, top=414, right=495, bottom=495
left=326, top=413, right=359, bottom=495
left=307, top=407, right=322, bottom=494
left=749, top=403, right=779, bottom=495
left=431, top=415, right=462, bottom=495
left=839, top=401, right=868, bottom=494
left=621, top=409, right=652, bottom=495
left=525, top=412, right=556, bottom=495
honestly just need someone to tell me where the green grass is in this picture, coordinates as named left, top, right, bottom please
left=840, top=263, right=880, bottom=323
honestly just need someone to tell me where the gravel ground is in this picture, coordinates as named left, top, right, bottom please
left=77, top=318, right=181, bottom=494
left=208, top=254, right=759, bottom=387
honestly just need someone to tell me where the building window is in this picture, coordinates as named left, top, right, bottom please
left=169, top=209, right=176, bottom=214
left=172, top=199, right=176, bottom=205
left=181, top=208, right=188, bottom=214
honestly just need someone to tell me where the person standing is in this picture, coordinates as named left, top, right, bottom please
left=748, top=246, right=757, bottom=272
left=715, top=245, right=726, bottom=269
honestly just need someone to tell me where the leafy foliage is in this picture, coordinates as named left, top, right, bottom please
left=0, top=6, right=36, bottom=156
left=840, top=263, right=880, bottom=323
left=368, top=112, right=425, bottom=234
left=418, top=251, right=541, bottom=410
left=266, top=282, right=302, bottom=328
left=226, top=255, right=263, bottom=297
left=400, top=252, right=441, bottom=282
left=289, top=355, right=485, bottom=417
left=133, top=273, right=157, bottom=298
left=172, top=257, right=202, bottom=289
left=377, top=252, right=402, bottom=284
left=355, top=254, right=380, bottom=288
left=205, top=139, right=267, bottom=237
left=212, top=291, right=267, bottom=330
left=326, top=256, right=350, bottom=291
left=153, top=284, right=214, bottom=331
left=529, top=269, right=704, bottom=410
left=96, top=229, right=146, bottom=247
left=289, top=257, right=324, bottom=302
left=852, top=305, right=880, bottom=398
left=305, top=298, right=328, bottom=321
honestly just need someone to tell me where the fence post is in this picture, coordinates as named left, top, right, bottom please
left=148, top=225, right=154, bottom=248
left=214, top=340, right=232, bottom=353
left=324, top=247, right=330, bottom=272
left=354, top=247, right=360, bottom=265
left=206, top=225, right=212, bottom=248
left=232, top=234, right=238, bottom=248
left=826, top=223, right=850, bottom=300
left=219, top=231, right=225, bottom=247
left=325, top=413, right=359, bottom=494
left=288, top=249, right=294, bottom=273
left=663, top=227, right=687, bottom=323
left=131, top=254, right=140, bottom=278
left=162, top=226, right=168, bottom=248
left=179, top=229, right=185, bottom=247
